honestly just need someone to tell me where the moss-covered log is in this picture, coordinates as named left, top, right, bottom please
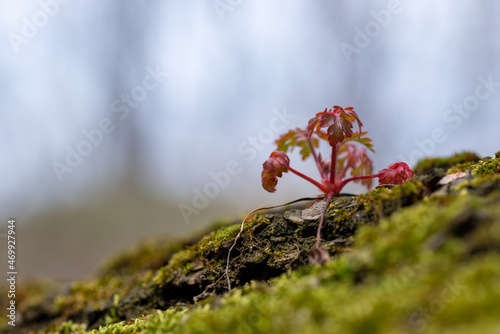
left=2, top=151, right=500, bottom=334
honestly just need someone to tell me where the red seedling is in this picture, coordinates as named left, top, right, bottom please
left=261, top=106, right=414, bottom=263
left=226, top=106, right=414, bottom=291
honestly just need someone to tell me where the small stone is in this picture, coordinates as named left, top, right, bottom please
left=302, top=201, right=327, bottom=220
left=283, top=209, right=304, bottom=223
left=437, top=172, right=467, bottom=185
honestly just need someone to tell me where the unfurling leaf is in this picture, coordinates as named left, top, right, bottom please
left=261, top=151, right=290, bottom=192
left=327, top=122, right=344, bottom=145
left=378, top=162, right=415, bottom=185
left=306, top=106, right=363, bottom=146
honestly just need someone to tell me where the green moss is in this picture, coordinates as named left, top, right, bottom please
left=351, top=194, right=493, bottom=273
left=196, top=225, right=240, bottom=256
left=30, top=191, right=500, bottom=333
left=54, top=276, right=124, bottom=313
left=471, top=157, right=500, bottom=176
left=13, top=150, right=500, bottom=334
left=41, top=320, right=88, bottom=334
left=124, top=193, right=500, bottom=334
left=330, top=207, right=352, bottom=223
left=49, top=219, right=247, bottom=328
left=196, top=217, right=268, bottom=256
left=153, top=216, right=271, bottom=286
left=138, top=308, right=189, bottom=333
left=327, top=196, right=353, bottom=211
left=153, top=248, right=197, bottom=284
left=41, top=316, right=150, bottom=334
left=98, top=237, right=183, bottom=277
left=51, top=235, right=192, bottom=320
left=0, top=279, right=58, bottom=329
left=357, top=179, right=422, bottom=219
left=446, top=160, right=477, bottom=174
left=453, top=173, right=500, bottom=192
left=414, top=151, right=480, bottom=174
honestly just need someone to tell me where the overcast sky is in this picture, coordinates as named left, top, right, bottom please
left=2, top=1, right=500, bottom=229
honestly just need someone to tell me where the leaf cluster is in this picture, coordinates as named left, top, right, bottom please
left=262, top=106, right=411, bottom=195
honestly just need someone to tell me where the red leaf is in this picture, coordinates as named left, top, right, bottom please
left=378, top=162, right=415, bottom=185
left=340, top=107, right=363, bottom=136
left=319, top=113, right=337, bottom=129
left=306, top=106, right=363, bottom=147
left=340, top=118, right=353, bottom=138
left=261, top=151, right=290, bottom=192
left=327, top=122, right=344, bottom=144
left=306, top=109, right=327, bottom=140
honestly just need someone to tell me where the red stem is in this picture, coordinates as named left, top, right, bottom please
left=315, top=191, right=333, bottom=248
left=340, top=173, right=380, bottom=189
left=308, top=141, right=327, bottom=181
left=329, top=143, right=337, bottom=184
left=288, top=166, right=329, bottom=193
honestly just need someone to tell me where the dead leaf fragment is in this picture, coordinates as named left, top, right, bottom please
left=437, top=172, right=467, bottom=185
left=308, top=246, right=331, bottom=265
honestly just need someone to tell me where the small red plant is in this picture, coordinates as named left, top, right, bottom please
left=262, top=106, right=414, bottom=263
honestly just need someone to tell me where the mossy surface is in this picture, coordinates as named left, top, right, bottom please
left=3, top=151, right=500, bottom=334
left=413, top=151, right=480, bottom=174
left=471, top=157, right=500, bottom=176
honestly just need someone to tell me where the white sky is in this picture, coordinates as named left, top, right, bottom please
left=1, top=1, right=500, bottom=225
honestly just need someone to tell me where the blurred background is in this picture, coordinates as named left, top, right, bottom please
left=1, top=1, right=499, bottom=281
